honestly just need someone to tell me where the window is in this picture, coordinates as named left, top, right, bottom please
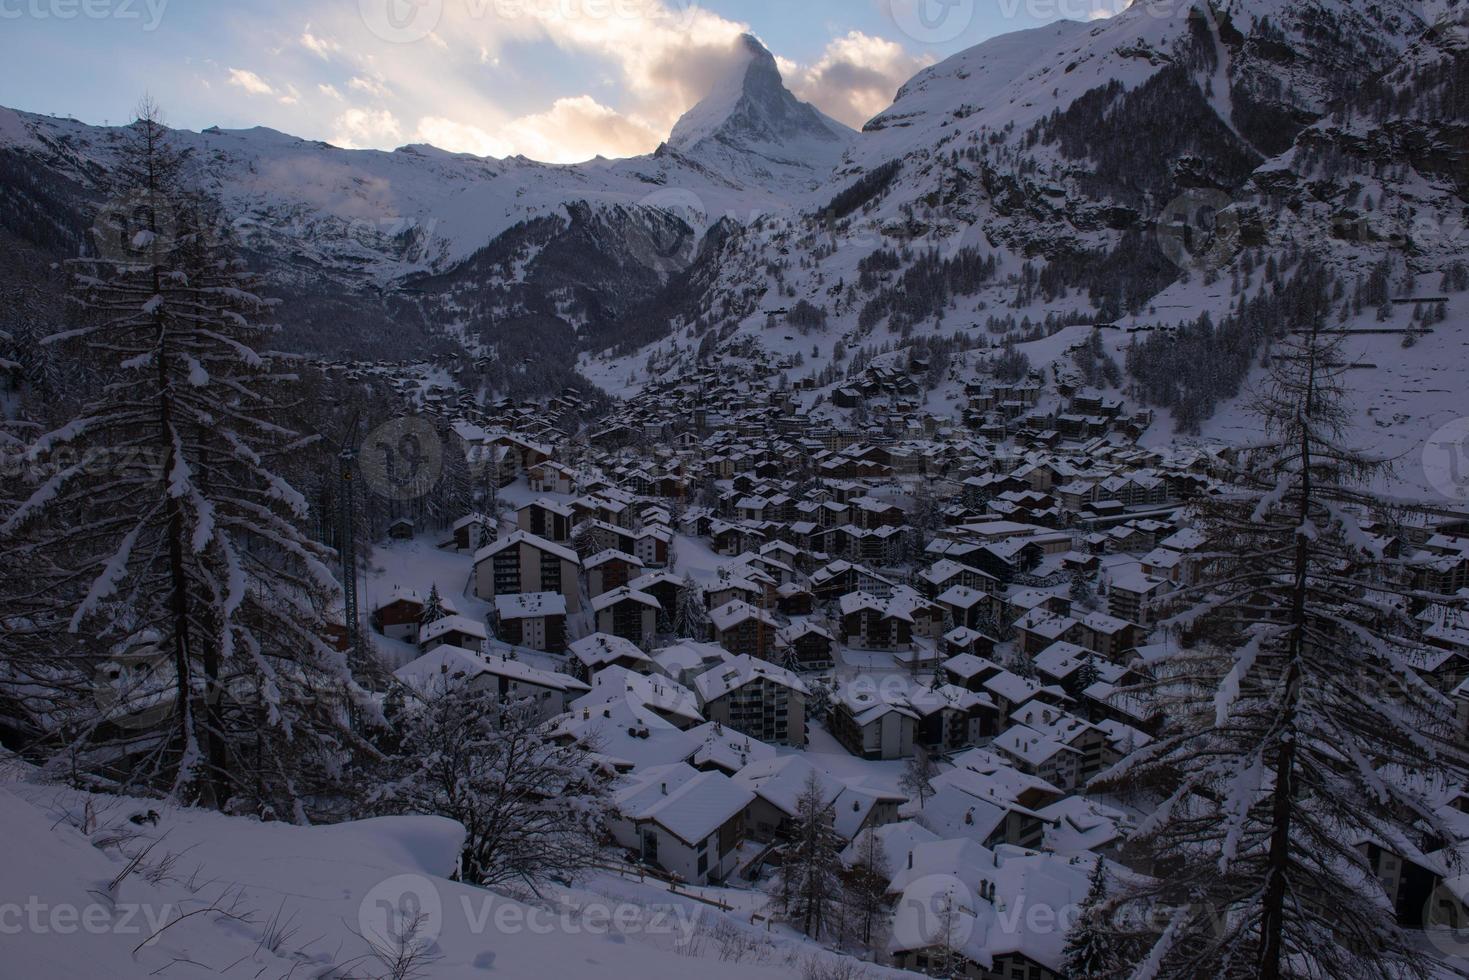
left=697, top=852, right=708, bottom=875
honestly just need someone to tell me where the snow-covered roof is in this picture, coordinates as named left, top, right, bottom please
left=614, top=763, right=755, bottom=847
left=474, top=530, right=580, bottom=566
left=568, top=632, right=652, bottom=669
left=693, top=654, right=808, bottom=703
left=419, top=615, right=488, bottom=644
left=708, top=599, right=778, bottom=632
left=590, top=587, right=662, bottom=613
left=686, top=721, right=777, bottom=774
left=493, top=592, right=567, bottom=620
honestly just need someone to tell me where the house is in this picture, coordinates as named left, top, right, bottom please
left=634, top=525, right=673, bottom=567
left=709, top=600, right=780, bottom=660
left=686, top=721, right=777, bottom=776
left=829, top=684, right=919, bottom=760
left=393, top=646, right=588, bottom=722
left=372, top=586, right=458, bottom=644
left=733, top=756, right=904, bottom=842
left=586, top=550, right=646, bottom=598
left=608, top=763, right=754, bottom=885
left=450, top=513, right=494, bottom=553
left=568, top=632, right=654, bottom=682
left=592, top=587, right=662, bottom=648
left=936, top=585, right=997, bottom=632
left=516, top=498, right=574, bottom=543
left=887, top=845, right=1091, bottom=980
left=693, top=655, right=809, bottom=747
left=418, top=615, right=488, bottom=654
left=1107, top=569, right=1173, bottom=626
left=572, top=665, right=704, bottom=730
left=492, top=592, right=567, bottom=653
left=474, top=531, right=583, bottom=613
left=907, top=684, right=999, bottom=750
left=527, top=460, right=577, bottom=495
left=942, top=626, right=998, bottom=660
left=1013, top=610, right=1083, bottom=657
left=990, top=723, right=1085, bottom=792
left=775, top=621, right=837, bottom=671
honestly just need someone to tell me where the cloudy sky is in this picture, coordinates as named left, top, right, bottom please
left=1, top=0, right=1126, bottom=163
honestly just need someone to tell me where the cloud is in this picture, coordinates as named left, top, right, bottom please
left=417, top=96, right=663, bottom=163
left=227, top=68, right=275, bottom=97
left=300, top=26, right=340, bottom=59
left=785, top=31, right=933, bottom=129
left=318, top=83, right=344, bottom=101
left=332, top=108, right=403, bottom=148
left=278, top=84, right=302, bottom=106
left=349, top=75, right=393, bottom=99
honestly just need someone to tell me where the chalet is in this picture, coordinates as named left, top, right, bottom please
left=492, top=592, right=567, bottom=653
left=1073, top=611, right=1139, bottom=661
left=393, top=646, right=588, bottom=722
left=908, top=684, right=998, bottom=750
left=627, top=571, right=683, bottom=615
left=810, top=560, right=897, bottom=602
left=516, top=498, right=574, bottom=543
left=418, top=615, right=488, bottom=654
left=828, top=684, right=918, bottom=760
left=1107, top=570, right=1173, bottom=626
left=1013, top=610, right=1084, bottom=657
left=372, top=587, right=458, bottom=644
left=943, top=626, right=998, bottom=660
left=450, top=513, right=494, bottom=553
left=946, top=655, right=1004, bottom=693
left=526, top=459, right=577, bottom=495
left=633, top=525, right=673, bottom=567
left=586, top=549, right=646, bottom=598
left=776, top=621, right=837, bottom=670
left=709, top=600, right=780, bottom=660
left=693, top=655, right=809, bottom=747
left=387, top=517, right=415, bottom=540
left=473, top=532, right=582, bottom=613
left=567, top=632, right=653, bottom=682
left=936, top=585, right=997, bottom=632
left=608, top=763, right=754, bottom=885
left=592, top=587, right=661, bottom=648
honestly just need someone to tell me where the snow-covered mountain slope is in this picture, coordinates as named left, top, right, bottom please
left=576, top=0, right=1467, bottom=497
left=0, top=33, right=853, bottom=371
left=3, top=0, right=1464, bottom=417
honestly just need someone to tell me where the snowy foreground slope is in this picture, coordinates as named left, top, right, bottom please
left=0, top=776, right=893, bottom=979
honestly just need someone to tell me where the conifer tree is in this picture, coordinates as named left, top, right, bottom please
left=1101, top=322, right=1468, bottom=978
left=1063, top=860, right=1131, bottom=980
left=775, top=772, right=846, bottom=940
left=0, top=102, right=368, bottom=817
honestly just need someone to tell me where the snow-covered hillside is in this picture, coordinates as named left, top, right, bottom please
left=0, top=776, right=898, bottom=980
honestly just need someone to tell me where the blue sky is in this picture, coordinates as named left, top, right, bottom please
left=0, top=0, right=1123, bottom=162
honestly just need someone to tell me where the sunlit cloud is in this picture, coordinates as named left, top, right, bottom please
left=784, top=31, right=934, bottom=129
left=227, top=69, right=275, bottom=97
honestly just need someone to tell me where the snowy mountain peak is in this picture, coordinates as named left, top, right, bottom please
left=668, top=33, right=853, bottom=158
